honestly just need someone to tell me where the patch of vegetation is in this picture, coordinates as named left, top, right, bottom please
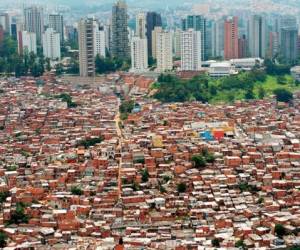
left=0, top=191, right=10, bottom=203
left=134, top=158, right=145, bottom=164
left=119, top=99, right=135, bottom=120
left=141, top=169, right=149, bottom=183
left=275, top=224, right=287, bottom=238
left=273, top=88, right=293, bottom=103
left=95, top=55, right=130, bottom=74
left=56, top=93, right=78, bottom=108
left=191, top=149, right=215, bottom=169
left=0, top=231, right=7, bottom=248
left=235, top=239, right=246, bottom=249
left=77, top=136, right=104, bottom=149
left=212, top=238, right=220, bottom=247
left=177, top=182, right=187, bottom=193
left=71, top=186, right=83, bottom=196
left=8, top=202, right=29, bottom=225
left=238, top=182, right=260, bottom=193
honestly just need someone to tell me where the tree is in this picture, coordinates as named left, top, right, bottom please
left=275, top=224, right=286, bottom=238
left=273, top=88, right=293, bottom=103
left=277, top=75, right=286, bottom=85
left=71, top=186, right=83, bottom=196
left=45, top=58, right=51, bottom=72
left=141, top=169, right=149, bottom=183
left=258, top=86, right=266, bottom=99
left=191, top=155, right=207, bottom=168
left=9, top=202, right=29, bottom=225
left=0, top=232, right=7, bottom=248
left=0, top=191, right=10, bottom=203
left=177, top=182, right=187, bottom=193
left=245, top=89, right=255, bottom=100
left=55, top=63, right=64, bottom=76
left=212, top=238, right=220, bottom=247
left=235, top=239, right=246, bottom=249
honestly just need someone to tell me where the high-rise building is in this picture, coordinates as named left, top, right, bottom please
left=224, top=16, right=239, bottom=60
left=152, top=26, right=162, bottom=59
left=280, top=27, right=298, bottom=64
left=211, top=19, right=224, bottom=59
left=248, top=15, right=267, bottom=58
left=0, top=13, right=10, bottom=34
left=49, top=14, right=64, bottom=44
left=173, top=28, right=182, bottom=58
left=136, top=13, right=146, bottom=39
left=111, top=0, right=130, bottom=59
left=181, top=29, right=202, bottom=71
left=17, top=30, right=37, bottom=54
left=146, top=12, right=162, bottom=57
left=78, top=18, right=95, bottom=77
left=269, top=31, right=279, bottom=58
left=0, top=25, right=4, bottom=45
left=182, top=15, right=207, bottom=60
left=154, top=29, right=173, bottom=72
left=24, top=6, right=44, bottom=43
left=130, top=37, right=148, bottom=73
left=93, top=21, right=106, bottom=58
left=42, top=28, right=61, bottom=60
left=238, top=35, right=247, bottom=58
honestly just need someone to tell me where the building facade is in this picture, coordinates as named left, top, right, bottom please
left=49, top=14, right=64, bottom=44
left=93, top=21, right=106, bottom=58
left=248, top=15, right=267, bottom=58
left=146, top=12, right=162, bottom=57
left=42, top=28, right=61, bottom=60
left=130, top=37, right=148, bottom=73
left=224, top=16, right=239, bottom=60
left=18, top=30, right=37, bottom=54
left=24, top=6, right=44, bottom=43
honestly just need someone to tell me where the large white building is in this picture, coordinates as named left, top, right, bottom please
left=181, top=29, right=202, bottom=71
left=24, top=6, right=44, bottom=43
left=49, top=14, right=64, bottom=44
left=153, top=28, right=173, bottom=72
left=136, top=12, right=147, bottom=39
left=248, top=15, right=267, bottom=58
left=130, top=37, right=148, bottom=73
left=42, top=28, right=61, bottom=60
left=18, top=30, right=37, bottom=54
left=93, top=21, right=106, bottom=58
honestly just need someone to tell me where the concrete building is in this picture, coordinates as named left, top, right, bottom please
left=269, top=32, right=279, bottom=58
left=280, top=27, right=299, bottom=64
left=18, top=30, right=37, bottom=54
left=238, top=35, right=247, bottom=58
left=111, top=0, right=130, bottom=59
left=93, top=21, right=106, bottom=58
left=136, top=13, right=146, bottom=39
left=49, top=14, right=64, bottom=44
left=248, top=15, right=267, bottom=58
left=153, top=28, right=173, bottom=72
left=173, top=28, right=182, bottom=58
left=181, top=29, right=202, bottom=71
left=209, top=61, right=237, bottom=77
left=211, top=19, right=225, bottom=59
left=291, top=66, right=300, bottom=81
left=146, top=12, right=162, bottom=57
left=78, top=18, right=95, bottom=77
left=182, top=15, right=207, bottom=60
left=0, top=25, right=4, bottom=44
left=24, top=6, right=44, bottom=43
left=130, top=37, right=148, bottom=73
left=224, top=16, right=239, bottom=60
left=42, top=28, right=61, bottom=60
left=0, top=13, right=10, bottom=34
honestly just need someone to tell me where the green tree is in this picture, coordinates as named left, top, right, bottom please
left=258, top=86, right=266, bottom=99
left=177, top=182, right=187, bottom=193
left=9, top=202, right=29, bottom=225
left=235, top=239, right=246, bottom=249
left=71, top=186, right=83, bottom=196
left=55, top=63, right=64, bottom=76
left=141, top=169, right=149, bottom=183
left=0, top=232, right=8, bottom=248
left=277, top=75, right=286, bottom=85
left=273, top=88, right=293, bottom=103
left=212, top=238, right=220, bottom=247
left=191, top=155, right=207, bottom=168
left=275, top=224, right=286, bottom=238
left=0, top=191, right=10, bottom=203
left=45, top=58, right=51, bottom=72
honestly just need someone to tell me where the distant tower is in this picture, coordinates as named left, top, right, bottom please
left=93, top=20, right=106, bottom=58
left=49, top=14, right=64, bottom=44
left=181, top=29, right=202, bottom=71
left=146, top=12, right=162, bottom=57
left=24, top=6, right=44, bottom=43
left=111, top=0, right=130, bottom=59
left=78, top=18, right=95, bottom=77
left=130, top=37, right=148, bottom=73
left=280, top=27, right=298, bottom=64
left=248, top=15, right=267, bottom=58
left=42, top=28, right=61, bottom=60
left=136, top=13, right=146, bottom=39
left=224, top=16, right=239, bottom=60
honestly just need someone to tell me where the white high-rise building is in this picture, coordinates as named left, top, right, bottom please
left=211, top=19, right=225, bottom=58
left=93, top=21, right=106, bottom=58
left=248, top=15, right=267, bottom=58
left=173, top=28, right=182, bottom=58
left=18, top=30, right=37, bottom=54
left=136, top=12, right=147, bottom=39
left=153, top=28, right=173, bottom=72
left=130, top=37, right=148, bottom=73
left=49, top=14, right=64, bottom=44
left=181, top=29, right=202, bottom=71
left=42, top=28, right=61, bottom=60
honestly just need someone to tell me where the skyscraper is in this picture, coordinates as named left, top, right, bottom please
left=280, top=27, right=298, bottom=64
left=0, top=13, right=10, bottom=34
left=211, top=19, right=225, bottom=59
left=136, top=13, right=147, bottom=39
left=42, top=28, right=61, bottom=60
left=78, top=18, right=95, bottom=77
left=130, top=37, right=148, bottom=73
left=181, top=29, right=202, bottom=71
left=111, top=0, right=130, bottom=59
left=248, top=15, right=267, bottom=58
left=154, top=28, right=173, bottom=72
left=93, top=21, right=106, bottom=58
left=238, top=35, right=247, bottom=59
left=182, top=15, right=207, bottom=60
left=173, top=28, right=182, bottom=58
left=18, top=31, right=37, bottom=54
left=24, top=6, right=44, bottom=43
left=49, top=14, right=64, bottom=44
left=146, top=12, right=162, bottom=57
left=224, top=17, right=239, bottom=60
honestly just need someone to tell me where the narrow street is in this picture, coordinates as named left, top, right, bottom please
left=115, top=98, right=123, bottom=200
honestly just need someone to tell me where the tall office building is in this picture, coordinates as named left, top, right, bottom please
left=78, top=18, right=95, bottom=77
left=136, top=13, right=146, bottom=39
left=93, top=21, right=106, bottom=58
left=146, top=12, right=162, bottom=57
left=248, top=15, right=267, bottom=58
left=152, top=26, right=162, bottom=59
left=238, top=35, right=247, bottom=58
left=280, top=27, right=298, bottom=64
left=111, top=0, right=130, bottom=59
left=154, top=29, right=173, bottom=72
left=42, top=28, right=61, bottom=60
left=181, top=29, right=202, bottom=71
left=182, top=15, right=207, bottom=60
left=49, top=14, right=64, bottom=44
left=130, top=37, right=148, bottom=72
left=24, top=6, right=44, bottom=43
left=224, top=16, right=239, bottom=60
left=173, top=28, right=182, bottom=58
left=17, top=30, right=37, bottom=54
left=0, top=25, right=4, bottom=44
left=0, top=13, right=10, bottom=34
left=269, top=31, right=279, bottom=58
left=211, top=19, right=225, bottom=58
